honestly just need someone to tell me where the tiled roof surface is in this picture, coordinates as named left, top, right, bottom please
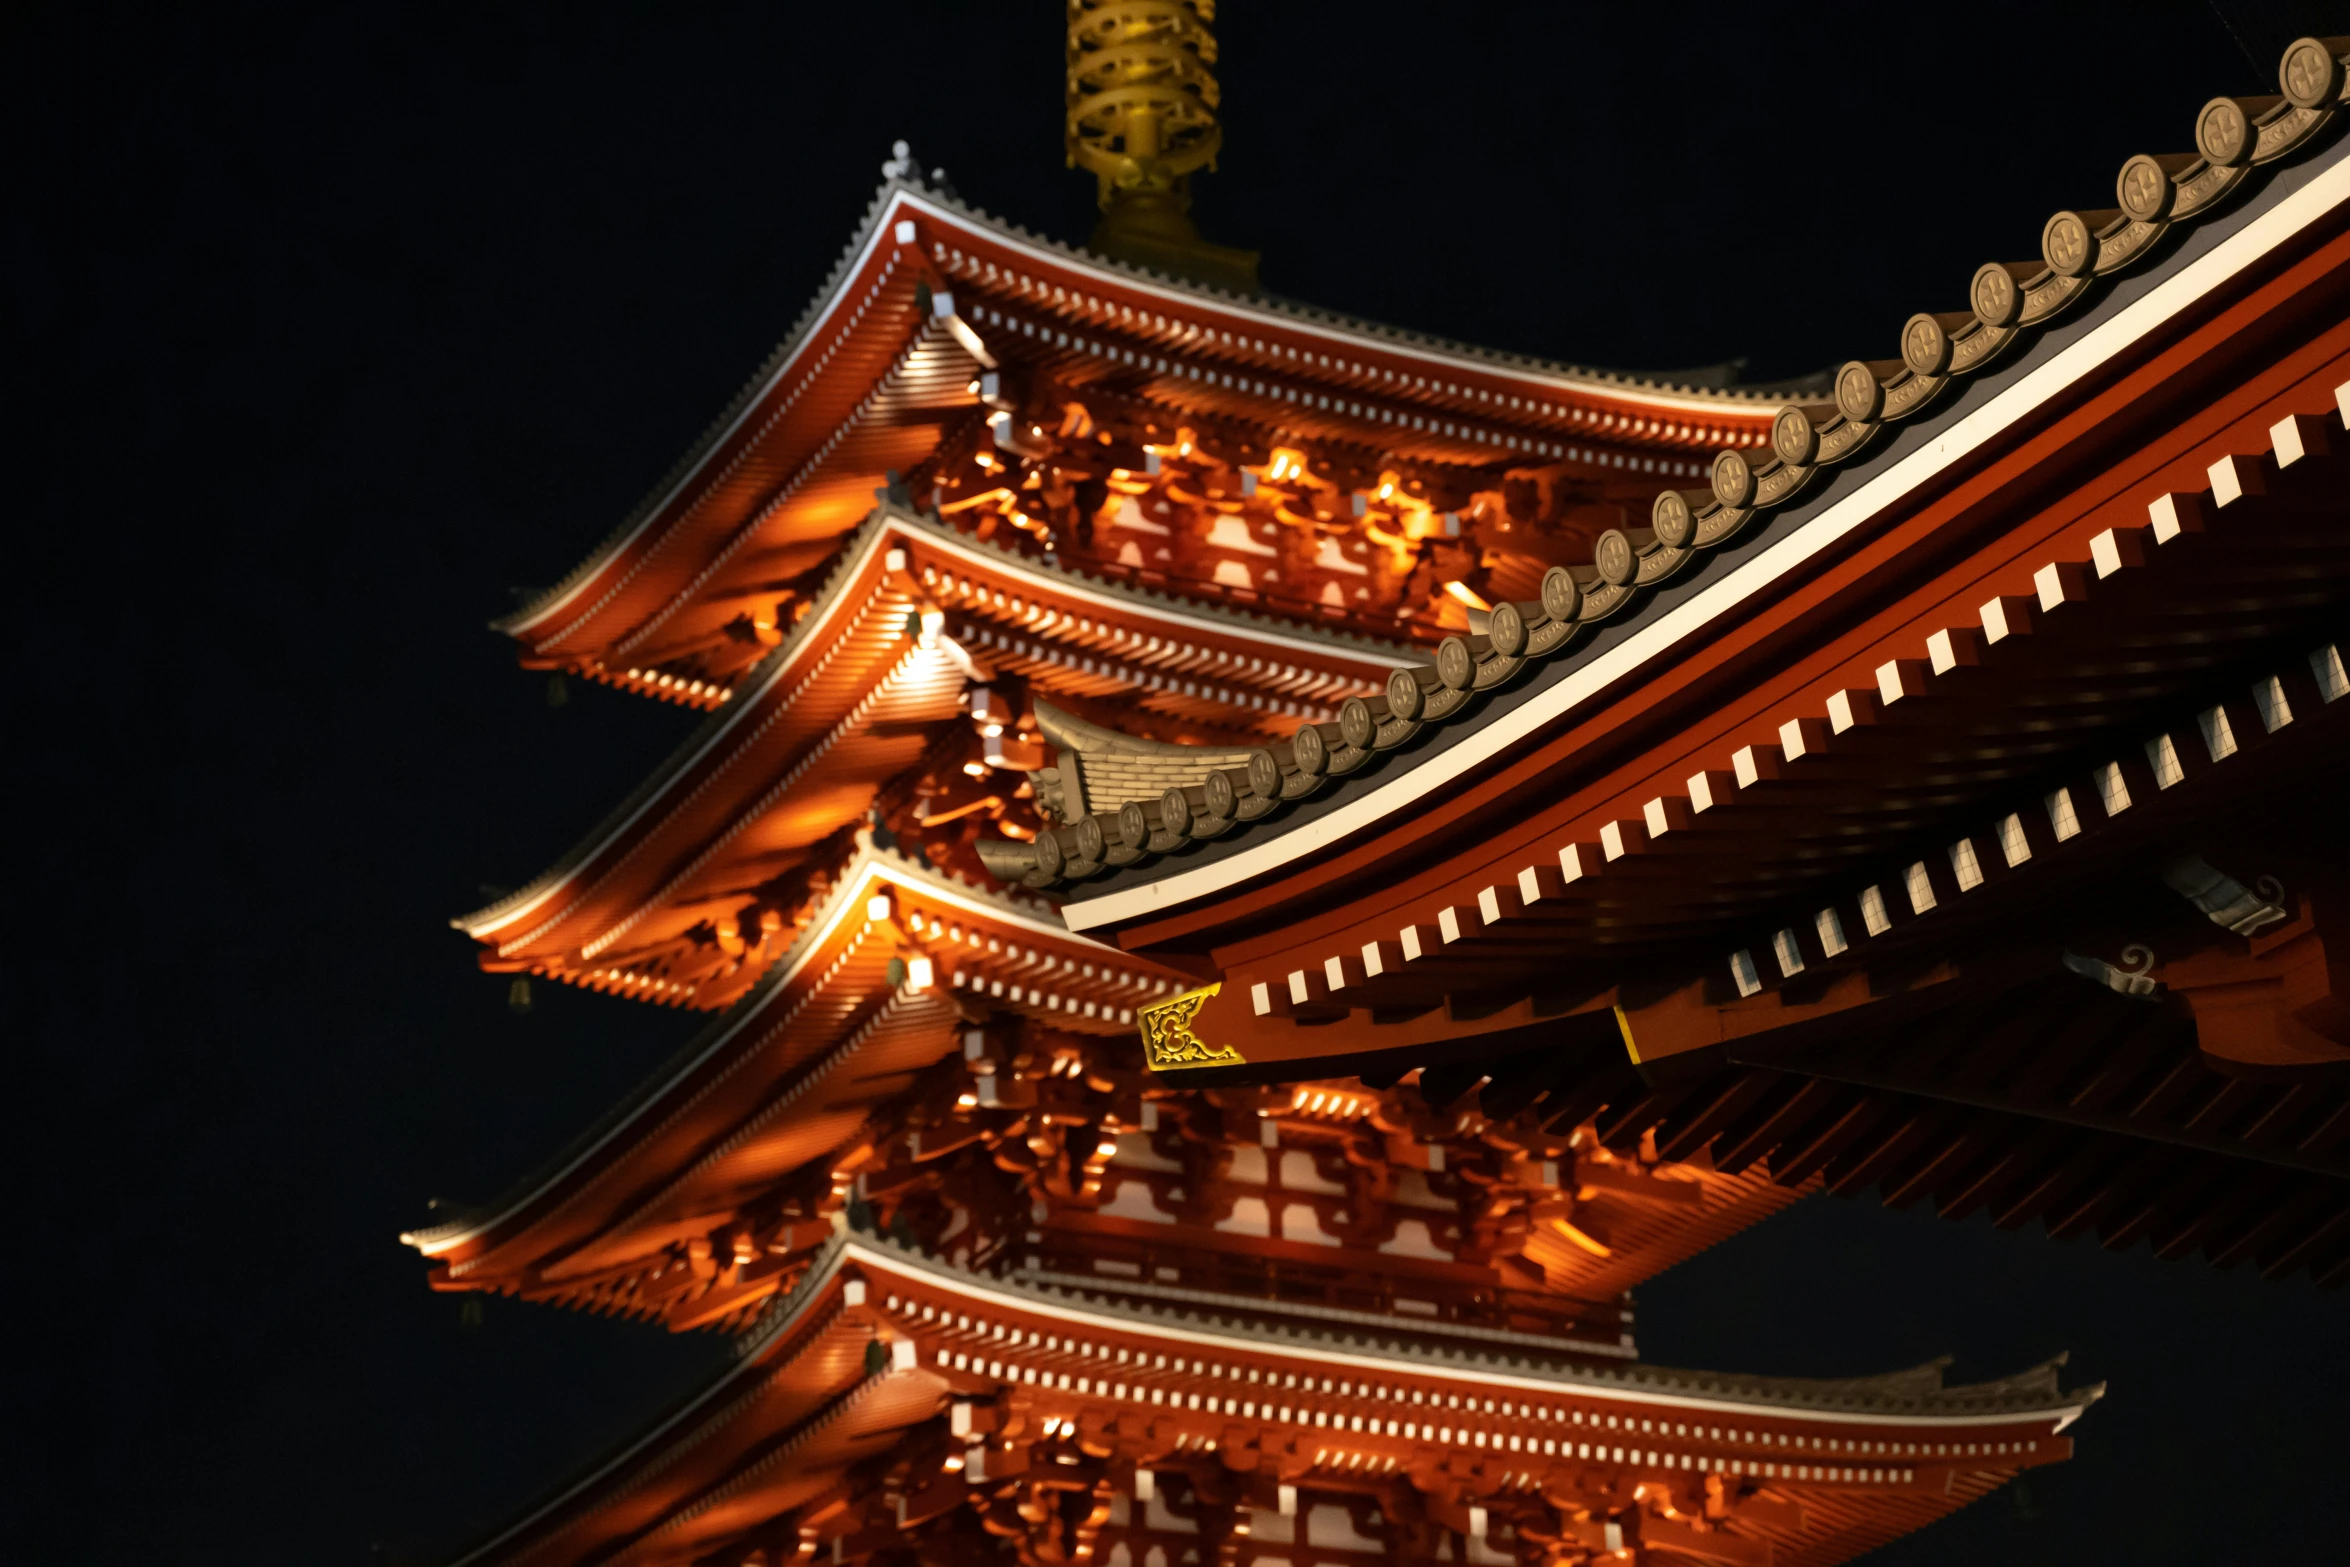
left=988, top=37, right=2350, bottom=894
left=499, top=151, right=1824, bottom=644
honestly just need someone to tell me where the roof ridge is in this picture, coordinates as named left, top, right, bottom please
left=893, top=504, right=1420, bottom=659
left=990, top=44, right=2350, bottom=894
left=1009, top=1260, right=1636, bottom=1362
left=906, top=187, right=1800, bottom=403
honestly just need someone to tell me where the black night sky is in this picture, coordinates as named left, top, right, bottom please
left=12, top=4, right=2348, bottom=1562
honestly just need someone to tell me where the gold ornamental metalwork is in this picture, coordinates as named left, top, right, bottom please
left=1136, top=982, right=1244, bottom=1071
left=1065, top=0, right=1258, bottom=292
left=1066, top=0, right=1221, bottom=205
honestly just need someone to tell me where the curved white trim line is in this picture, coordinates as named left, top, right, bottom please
left=1061, top=149, right=2350, bottom=935
left=860, top=1240, right=2092, bottom=1430
left=443, top=1224, right=2086, bottom=1567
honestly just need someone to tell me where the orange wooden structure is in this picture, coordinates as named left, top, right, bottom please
left=453, top=164, right=1815, bottom=1004
left=423, top=839, right=2098, bottom=1567
left=445, top=1225, right=2092, bottom=1567
left=412, top=12, right=2350, bottom=1566
left=989, top=37, right=2350, bottom=1288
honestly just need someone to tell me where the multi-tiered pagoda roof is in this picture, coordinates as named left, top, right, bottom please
left=395, top=16, right=2350, bottom=1567
left=455, top=165, right=1822, bottom=1013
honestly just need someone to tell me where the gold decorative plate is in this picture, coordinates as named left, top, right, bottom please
left=1136, top=982, right=1243, bottom=1071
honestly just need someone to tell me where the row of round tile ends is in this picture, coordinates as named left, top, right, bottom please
left=1001, top=37, right=2350, bottom=893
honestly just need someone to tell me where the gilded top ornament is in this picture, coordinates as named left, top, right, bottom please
left=1064, top=0, right=1258, bottom=293
left=1136, top=981, right=1243, bottom=1071
left=1065, top=0, right=1222, bottom=207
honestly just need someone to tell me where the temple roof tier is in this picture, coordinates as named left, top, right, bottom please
left=399, top=21, right=2350, bottom=1567
left=413, top=844, right=1813, bottom=1338
left=457, top=505, right=1404, bottom=1006
left=1034, top=427, right=2350, bottom=968
left=494, top=175, right=1802, bottom=691
left=448, top=1225, right=2095, bottom=1567
left=990, top=58, right=2350, bottom=905
left=416, top=842, right=1172, bottom=1286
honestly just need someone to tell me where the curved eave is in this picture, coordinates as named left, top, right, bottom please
left=456, top=503, right=1414, bottom=960
left=453, top=1226, right=2097, bottom=1567
left=406, top=843, right=1162, bottom=1268
left=498, top=177, right=1801, bottom=663
left=494, top=181, right=921, bottom=645
left=445, top=1233, right=871, bottom=1567
left=852, top=1230, right=2101, bottom=1429
left=897, top=506, right=1415, bottom=670
left=456, top=507, right=912, bottom=948
left=899, top=189, right=1804, bottom=417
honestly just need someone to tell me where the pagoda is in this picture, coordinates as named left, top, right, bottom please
left=414, top=8, right=2124, bottom=1564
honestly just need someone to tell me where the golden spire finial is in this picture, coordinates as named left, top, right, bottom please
left=1066, top=1, right=1259, bottom=292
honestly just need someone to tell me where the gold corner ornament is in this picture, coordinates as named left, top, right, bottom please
left=1137, top=982, right=1243, bottom=1071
